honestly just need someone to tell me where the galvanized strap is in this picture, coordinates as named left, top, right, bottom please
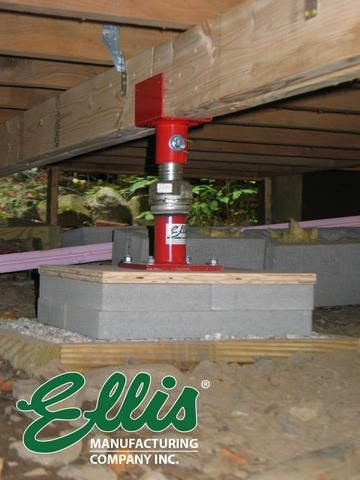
left=102, top=24, right=127, bottom=95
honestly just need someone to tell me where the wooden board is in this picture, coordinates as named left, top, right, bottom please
left=0, top=12, right=177, bottom=64
left=61, top=338, right=360, bottom=370
left=0, top=328, right=358, bottom=374
left=1, top=0, right=360, bottom=174
left=0, top=0, right=242, bottom=30
left=0, top=329, right=60, bottom=376
left=0, top=57, right=107, bottom=89
left=39, top=264, right=316, bottom=285
left=0, top=85, right=60, bottom=109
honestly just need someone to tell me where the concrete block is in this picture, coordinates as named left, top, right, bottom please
left=265, top=241, right=360, bottom=307
left=187, top=237, right=266, bottom=269
left=39, top=272, right=314, bottom=339
left=112, top=227, right=149, bottom=265
left=65, top=306, right=312, bottom=340
left=61, top=227, right=116, bottom=247
left=38, top=299, right=67, bottom=329
left=211, top=284, right=314, bottom=311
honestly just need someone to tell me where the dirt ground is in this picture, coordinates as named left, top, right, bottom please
left=0, top=274, right=359, bottom=480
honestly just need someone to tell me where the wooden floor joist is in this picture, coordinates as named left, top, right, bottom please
left=0, top=0, right=359, bottom=175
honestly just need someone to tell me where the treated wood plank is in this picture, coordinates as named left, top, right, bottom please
left=222, top=108, right=360, bottom=134
left=106, top=139, right=360, bottom=161
left=60, top=338, right=360, bottom=370
left=0, top=85, right=60, bottom=109
left=1, top=0, right=360, bottom=175
left=40, top=264, right=316, bottom=285
left=0, top=57, right=107, bottom=89
left=0, top=12, right=177, bottom=64
left=0, top=0, right=242, bottom=30
left=192, top=125, right=360, bottom=150
left=283, top=87, right=360, bottom=113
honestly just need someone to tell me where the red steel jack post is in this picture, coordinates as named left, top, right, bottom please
left=119, top=73, right=223, bottom=271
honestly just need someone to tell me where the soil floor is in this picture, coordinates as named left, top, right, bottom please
left=0, top=273, right=359, bottom=480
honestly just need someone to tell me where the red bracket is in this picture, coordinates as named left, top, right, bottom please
left=135, top=73, right=211, bottom=128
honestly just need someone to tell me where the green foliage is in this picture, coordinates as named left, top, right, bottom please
left=0, top=169, right=257, bottom=227
left=0, top=169, right=47, bottom=220
left=189, top=179, right=257, bottom=226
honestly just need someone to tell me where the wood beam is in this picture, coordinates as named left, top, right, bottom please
left=0, top=86, right=60, bottom=109
left=96, top=151, right=341, bottom=168
left=0, top=57, right=107, bottom=89
left=282, top=87, right=360, bottom=114
left=192, top=125, right=360, bottom=150
left=0, top=12, right=177, bottom=64
left=46, top=166, right=59, bottom=225
left=0, top=108, right=19, bottom=123
left=0, top=0, right=241, bottom=30
left=221, top=107, right=360, bottom=134
left=1, top=0, right=360, bottom=175
left=105, top=139, right=360, bottom=161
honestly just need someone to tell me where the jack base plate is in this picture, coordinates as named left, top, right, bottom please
left=118, top=262, right=223, bottom=272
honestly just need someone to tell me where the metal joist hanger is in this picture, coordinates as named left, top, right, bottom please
left=102, top=24, right=127, bottom=96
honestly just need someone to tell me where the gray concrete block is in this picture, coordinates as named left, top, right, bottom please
left=102, top=284, right=211, bottom=311
left=65, top=307, right=312, bottom=340
left=61, top=227, right=116, bottom=247
left=187, top=238, right=266, bottom=269
left=265, top=241, right=360, bottom=307
left=40, top=276, right=104, bottom=309
left=211, top=284, right=314, bottom=311
left=38, top=299, right=67, bottom=329
left=112, top=227, right=149, bottom=265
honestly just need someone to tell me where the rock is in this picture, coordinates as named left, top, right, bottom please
left=12, top=378, right=41, bottom=404
left=87, top=187, right=132, bottom=224
left=57, top=464, right=117, bottom=480
left=289, top=404, right=320, bottom=422
left=9, top=413, right=22, bottom=423
left=38, top=195, right=92, bottom=226
left=10, top=440, right=82, bottom=468
left=128, top=195, right=150, bottom=224
left=24, top=467, right=48, bottom=477
left=138, top=471, right=169, bottom=480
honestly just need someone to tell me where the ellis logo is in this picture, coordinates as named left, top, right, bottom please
left=16, top=371, right=199, bottom=454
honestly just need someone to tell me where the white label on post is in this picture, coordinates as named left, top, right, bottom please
left=157, top=183, right=173, bottom=193
left=166, top=224, right=186, bottom=244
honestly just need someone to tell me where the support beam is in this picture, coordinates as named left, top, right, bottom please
left=0, top=108, right=19, bottom=123
left=0, top=0, right=241, bottom=30
left=271, top=175, right=303, bottom=223
left=0, top=12, right=177, bottom=64
left=283, top=87, right=360, bottom=113
left=0, top=57, right=107, bottom=89
left=46, top=166, right=59, bottom=225
left=221, top=106, right=360, bottom=134
left=0, top=86, right=61, bottom=109
left=1, top=0, right=360, bottom=175
left=105, top=139, right=360, bottom=162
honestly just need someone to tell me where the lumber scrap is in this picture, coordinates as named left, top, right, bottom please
left=1, top=0, right=360, bottom=175
left=61, top=338, right=360, bottom=370
left=0, top=329, right=60, bottom=376
left=39, top=264, right=316, bottom=285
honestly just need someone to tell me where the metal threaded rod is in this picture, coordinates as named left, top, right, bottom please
left=158, top=163, right=183, bottom=182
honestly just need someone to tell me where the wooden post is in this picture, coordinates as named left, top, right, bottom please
left=46, top=166, right=59, bottom=225
left=264, top=177, right=272, bottom=225
left=271, top=174, right=303, bottom=223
